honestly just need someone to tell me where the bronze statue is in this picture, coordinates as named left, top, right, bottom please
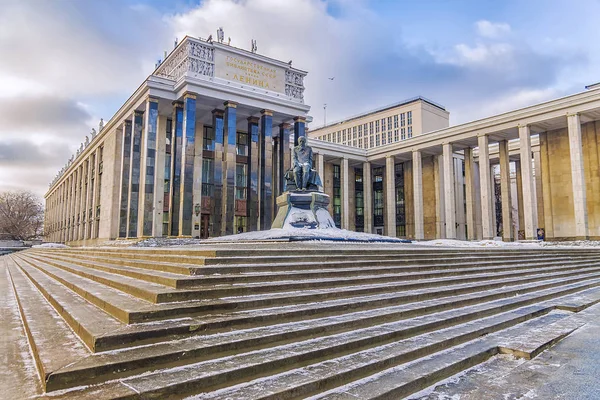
left=284, top=136, right=322, bottom=192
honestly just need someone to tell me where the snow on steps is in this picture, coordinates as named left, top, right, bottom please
left=3, top=244, right=600, bottom=399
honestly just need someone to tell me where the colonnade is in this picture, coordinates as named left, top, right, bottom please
left=115, top=93, right=306, bottom=240
left=45, top=146, right=103, bottom=243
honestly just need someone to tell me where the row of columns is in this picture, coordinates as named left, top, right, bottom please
left=116, top=93, right=307, bottom=239
left=45, top=145, right=102, bottom=243
left=409, top=113, right=588, bottom=240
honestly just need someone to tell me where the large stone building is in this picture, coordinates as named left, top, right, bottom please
left=43, top=35, right=600, bottom=243
left=44, top=35, right=310, bottom=244
left=309, top=97, right=450, bottom=149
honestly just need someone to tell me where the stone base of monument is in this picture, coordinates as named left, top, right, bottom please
left=271, top=191, right=335, bottom=229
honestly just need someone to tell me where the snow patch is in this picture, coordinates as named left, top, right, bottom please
left=32, top=243, right=69, bottom=248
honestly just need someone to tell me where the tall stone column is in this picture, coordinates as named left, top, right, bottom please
left=259, top=109, right=274, bottom=230
left=491, top=165, right=497, bottom=237
left=478, top=135, right=494, bottom=239
left=442, top=143, right=456, bottom=239
left=210, top=109, right=224, bottom=237
left=138, top=97, right=159, bottom=237
left=293, top=116, right=306, bottom=146
left=179, top=93, right=197, bottom=236
left=515, top=160, right=525, bottom=238
left=169, top=101, right=184, bottom=236
left=499, top=140, right=513, bottom=241
left=341, top=157, right=350, bottom=230
left=519, top=125, right=538, bottom=240
left=385, top=155, right=396, bottom=236
left=127, top=110, right=143, bottom=238
left=247, top=117, right=260, bottom=232
left=567, top=113, right=589, bottom=239
left=412, top=150, right=424, bottom=240
left=278, top=123, right=291, bottom=194
left=118, top=121, right=132, bottom=238
left=222, top=101, right=237, bottom=236
left=464, top=148, right=476, bottom=240
left=153, top=116, right=167, bottom=237
left=363, top=161, right=373, bottom=233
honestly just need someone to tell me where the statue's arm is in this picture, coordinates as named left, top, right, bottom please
left=308, top=148, right=313, bottom=168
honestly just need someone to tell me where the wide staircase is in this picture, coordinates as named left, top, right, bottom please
left=2, top=244, right=600, bottom=399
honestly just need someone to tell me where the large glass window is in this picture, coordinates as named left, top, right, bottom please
left=400, top=113, right=406, bottom=127
left=203, top=126, right=214, bottom=151
left=387, top=116, right=392, bottom=131
left=235, top=163, right=247, bottom=200
left=395, top=163, right=406, bottom=237
left=236, top=132, right=248, bottom=156
left=408, top=126, right=413, bottom=138
left=355, top=168, right=364, bottom=232
left=407, top=111, right=412, bottom=125
left=333, top=165, right=341, bottom=228
left=201, top=158, right=214, bottom=196
left=394, top=115, right=399, bottom=129
left=373, top=167, right=384, bottom=226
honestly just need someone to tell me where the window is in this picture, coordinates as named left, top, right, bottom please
left=333, top=165, right=341, bottom=228
left=327, top=133, right=332, bottom=142
left=332, top=133, right=336, bottom=143
left=369, top=121, right=374, bottom=135
left=342, top=129, right=346, bottom=142
left=203, top=126, right=215, bottom=150
left=400, top=113, right=405, bottom=127
left=382, top=135, right=386, bottom=145
left=370, top=136, right=374, bottom=148
left=337, top=131, right=341, bottom=142
left=358, top=138, right=363, bottom=148
left=355, top=168, right=364, bottom=231
left=401, top=128, right=406, bottom=140
left=235, top=163, right=247, bottom=200
left=395, top=163, right=406, bottom=237
left=394, top=115, right=399, bottom=129
left=373, top=167, right=384, bottom=226
left=353, top=139, right=357, bottom=147
left=358, top=125, right=362, bottom=138
left=236, top=131, right=248, bottom=156
left=353, top=126, right=357, bottom=139
left=375, top=120, right=379, bottom=133
left=394, top=129, right=399, bottom=142
left=201, top=158, right=214, bottom=196
left=387, top=116, right=392, bottom=131
left=388, top=131, right=392, bottom=143
left=408, top=126, right=413, bottom=138
left=407, top=111, right=412, bottom=125
left=376, top=134, right=380, bottom=146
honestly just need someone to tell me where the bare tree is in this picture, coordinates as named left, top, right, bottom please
left=0, top=191, right=44, bottom=240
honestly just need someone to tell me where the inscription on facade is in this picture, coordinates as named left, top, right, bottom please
left=214, top=49, right=285, bottom=94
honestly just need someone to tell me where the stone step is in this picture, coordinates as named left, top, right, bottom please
left=12, top=256, right=125, bottom=351
left=0, top=258, right=44, bottom=399
left=42, top=281, right=600, bottom=392
left=306, top=306, right=592, bottom=400
left=31, top=250, right=600, bottom=282
left=19, top=252, right=600, bottom=305
left=53, top=287, right=597, bottom=398
left=27, top=251, right=600, bottom=289
left=4, top=257, right=90, bottom=393
left=16, top=252, right=600, bottom=329
left=21, top=261, right=600, bottom=354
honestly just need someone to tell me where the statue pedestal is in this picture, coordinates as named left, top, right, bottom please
left=271, top=191, right=335, bottom=229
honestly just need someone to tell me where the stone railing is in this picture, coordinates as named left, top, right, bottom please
left=155, top=39, right=215, bottom=81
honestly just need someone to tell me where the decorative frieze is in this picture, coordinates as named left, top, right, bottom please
left=155, top=40, right=215, bottom=81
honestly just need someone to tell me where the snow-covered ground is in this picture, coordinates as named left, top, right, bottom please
left=32, top=243, right=69, bottom=248
left=205, top=227, right=406, bottom=243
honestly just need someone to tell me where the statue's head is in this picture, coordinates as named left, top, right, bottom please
left=298, top=136, right=306, bottom=147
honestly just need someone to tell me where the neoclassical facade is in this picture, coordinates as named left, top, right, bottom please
left=309, top=85, right=600, bottom=241
left=44, top=36, right=310, bottom=244
left=44, top=35, right=600, bottom=243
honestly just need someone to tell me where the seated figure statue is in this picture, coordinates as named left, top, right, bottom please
left=284, top=136, right=322, bottom=192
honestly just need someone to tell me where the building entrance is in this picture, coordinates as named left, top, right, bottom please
left=200, top=214, right=210, bottom=239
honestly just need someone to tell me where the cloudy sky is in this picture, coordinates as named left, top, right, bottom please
left=0, top=0, right=598, bottom=199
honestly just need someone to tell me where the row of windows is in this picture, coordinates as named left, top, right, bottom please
left=317, top=111, right=413, bottom=148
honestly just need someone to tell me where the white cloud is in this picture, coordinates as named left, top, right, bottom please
left=476, top=20, right=511, bottom=39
